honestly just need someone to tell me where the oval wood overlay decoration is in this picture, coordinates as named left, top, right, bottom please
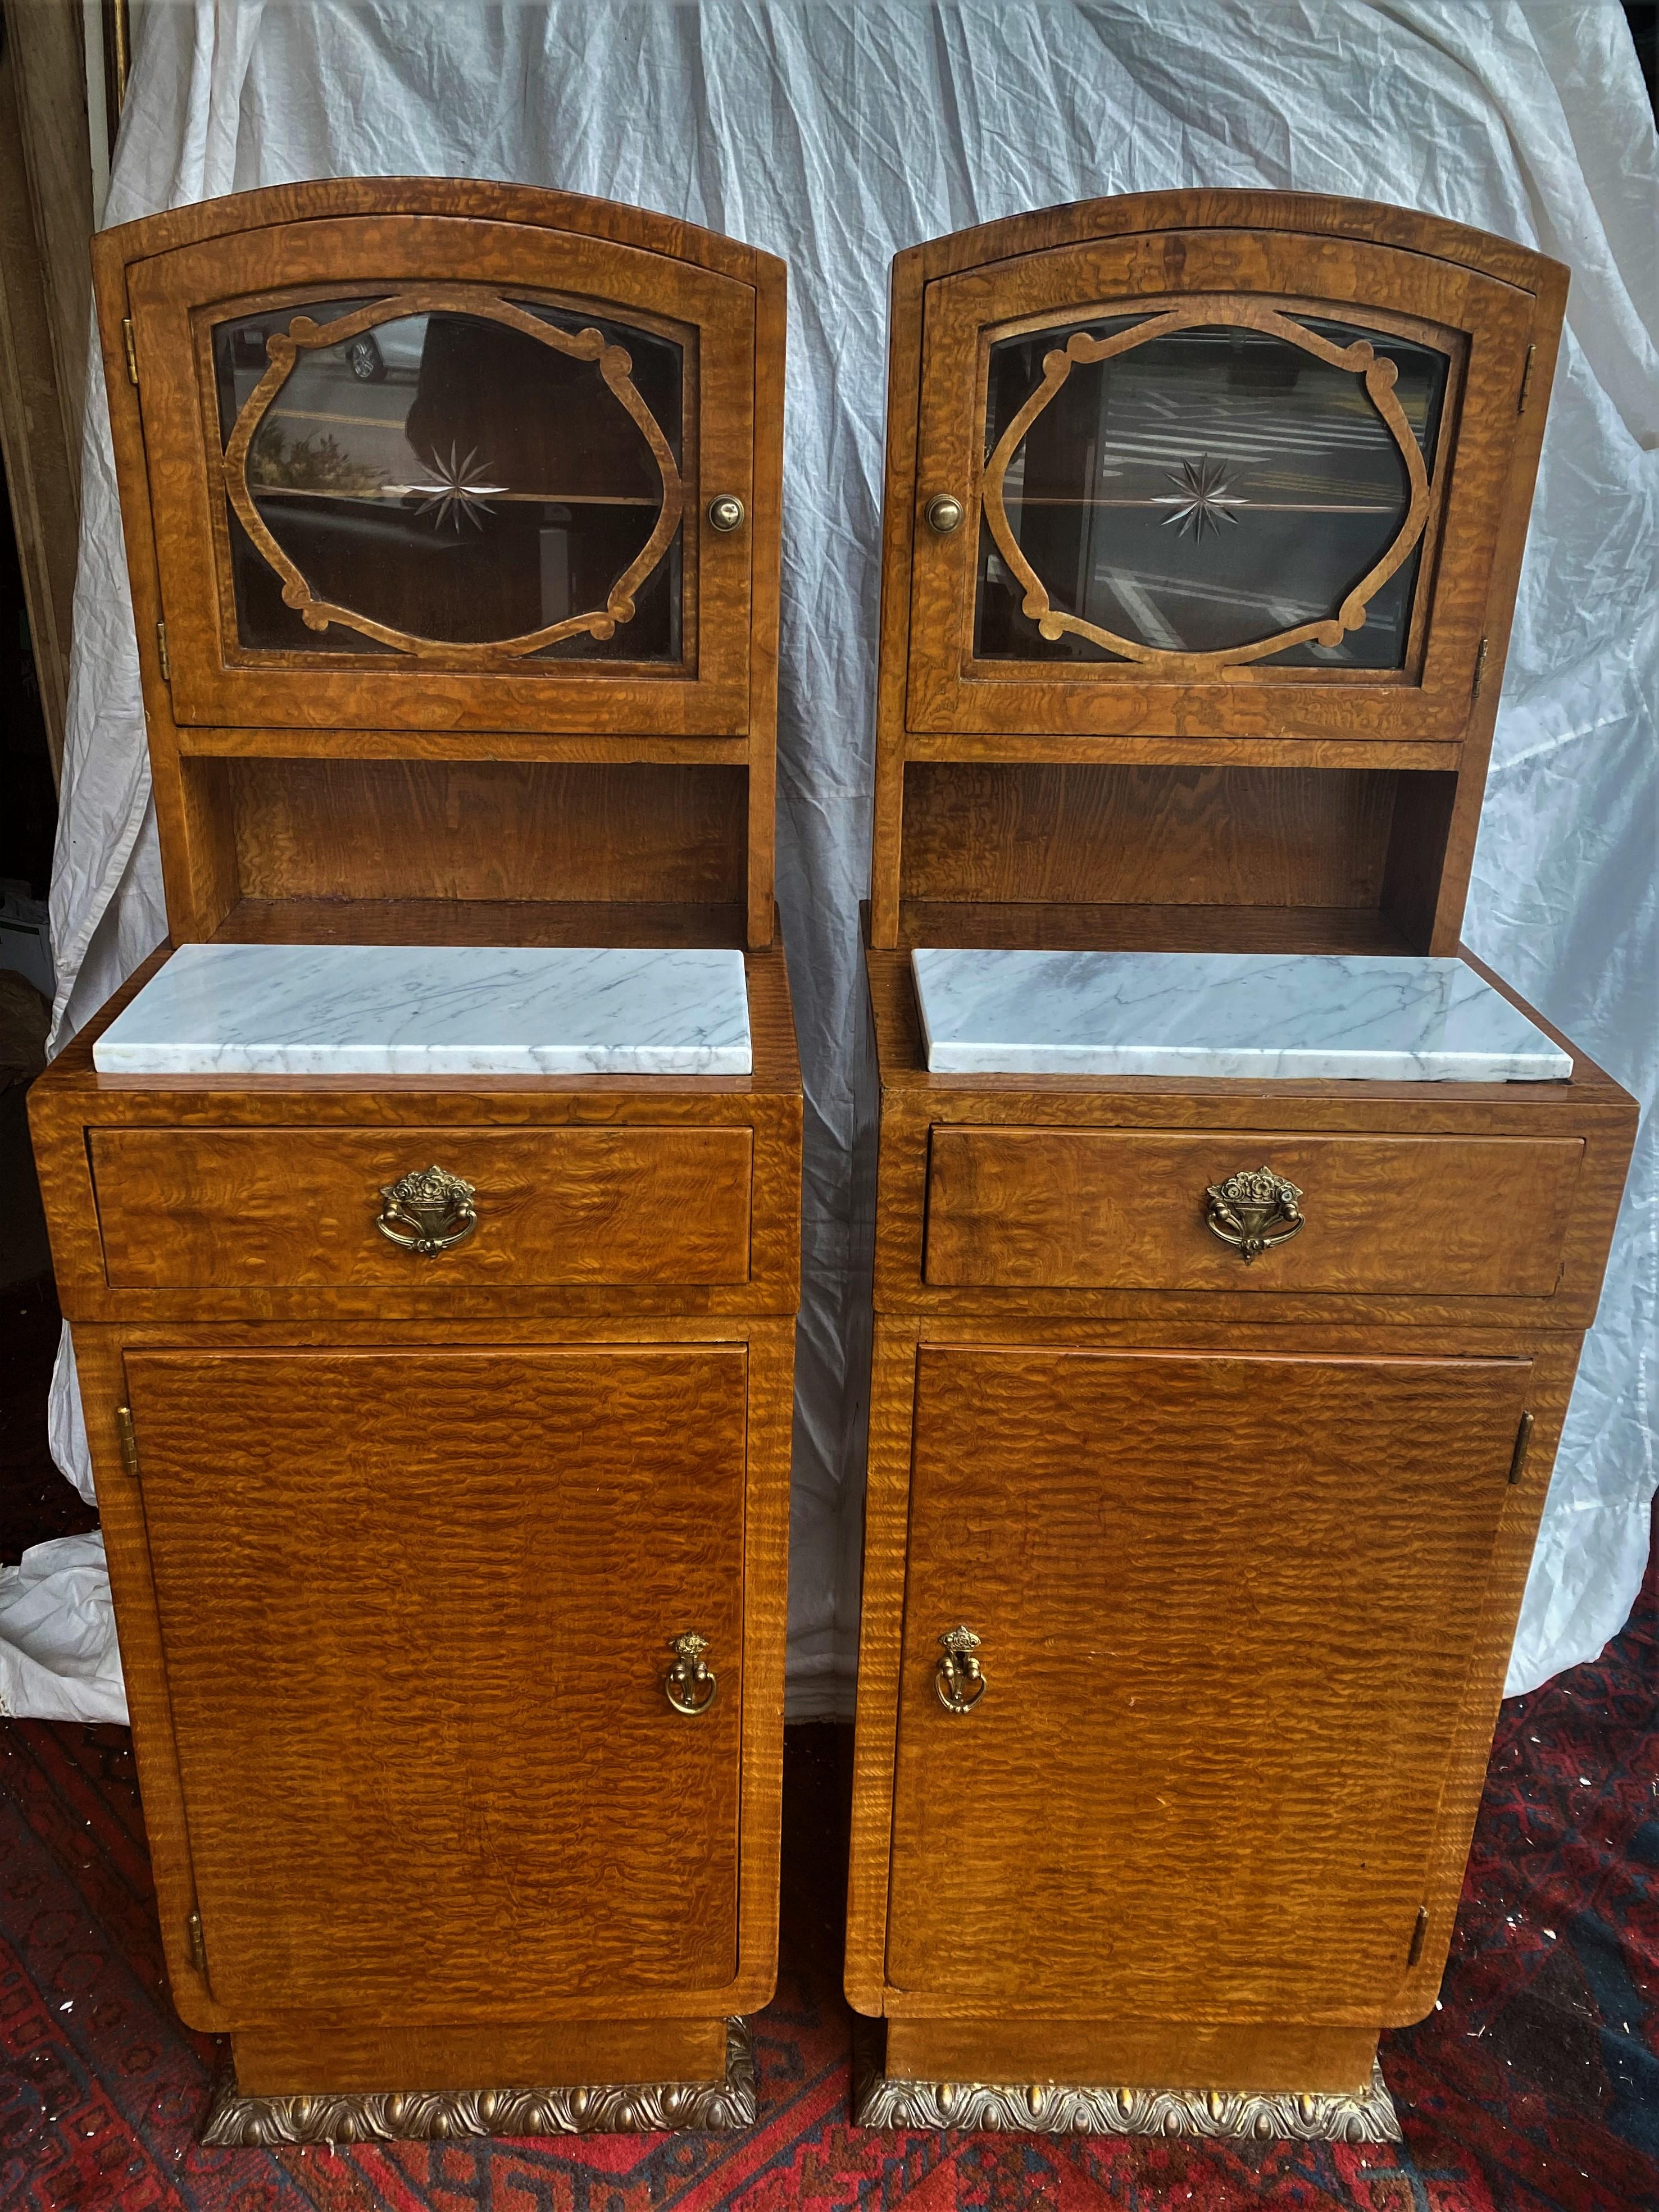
left=220, top=288, right=684, bottom=662
left=980, top=303, right=1434, bottom=672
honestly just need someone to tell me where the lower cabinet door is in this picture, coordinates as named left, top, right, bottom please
left=887, top=1346, right=1530, bottom=2020
left=124, top=1345, right=747, bottom=2016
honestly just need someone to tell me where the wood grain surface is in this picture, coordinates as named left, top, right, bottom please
left=859, top=935, right=1635, bottom=1334
left=91, top=178, right=788, bottom=949
left=844, top=196, right=1616, bottom=2092
left=119, top=216, right=756, bottom=737
left=126, top=1345, right=748, bottom=2015
left=36, top=181, right=802, bottom=2094
left=224, top=758, right=748, bottom=908
left=73, top=1312, right=794, bottom=2038
left=906, top=236, right=1533, bottom=747
left=93, top=1126, right=753, bottom=1289
left=923, top=1127, right=1583, bottom=1298
left=884, top=2017, right=1379, bottom=2097
left=30, top=938, right=802, bottom=1326
left=883, top=1345, right=1529, bottom=2018
left=898, top=762, right=1401, bottom=914
left=233, top=2015, right=730, bottom=2097
left=866, top=193, right=1566, bottom=948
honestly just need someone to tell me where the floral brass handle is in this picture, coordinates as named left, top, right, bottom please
left=665, top=1630, right=718, bottom=1716
left=935, top=1625, right=986, bottom=1714
left=376, top=1164, right=478, bottom=1257
left=1203, top=1166, right=1304, bottom=1264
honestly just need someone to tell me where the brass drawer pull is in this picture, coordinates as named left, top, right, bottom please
left=1203, top=1166, right=1304, bottom=1264
left=665, top=1630, right=717, bottom=1715
left=935, top=1625, right=986, bottom=1714
left=376, top=1164, right=478, bottom=1257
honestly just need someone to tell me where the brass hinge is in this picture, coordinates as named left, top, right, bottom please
left=1471, top=636, right=1489, bottom=700
left=122, top=316, right=139, bottom=386
left=115, top=1406, right=140, bottom=1481
left=186, top=1908, right=207, bottom=1974
left=156, top=621, right=171, bottom=683
left=1508, top=1410, right=1535, bottom=1486
left=1517, top=344, right=1537, bottom=413
left=1407, top=1906, right=1429, bottom=1967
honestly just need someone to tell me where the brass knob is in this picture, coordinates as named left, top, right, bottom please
left=935, top=1625, right=985, bottom=1714
left=707, top=494, right=745, bottom=532
left=1203, top=1166, right=1304, bottom=1264
left=376, top=1164, right=478, bottom=1257
left=925, top=493, right=964, bottom=535
left=665, top=1630, right=717, bottom=1715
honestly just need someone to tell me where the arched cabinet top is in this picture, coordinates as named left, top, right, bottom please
left=898, top=190, right=1564, bottom=295
left=94, top=179, right=784, bottom=741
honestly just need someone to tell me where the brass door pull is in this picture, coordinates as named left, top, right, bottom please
left=935, top=1625, right=986, bottom=1714
left=707, top=494, right=745, bottom=532
left=665, top=1630, right=717, bottom=1715
left=925, top=493, right=964, bottom=535
left=376, top=1164, right=478, bottom=1257
left=1203, top=1166, right=1304, bottom=1264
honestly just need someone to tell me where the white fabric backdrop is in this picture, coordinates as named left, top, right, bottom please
left=16, top=0, right=1656, bottom=1724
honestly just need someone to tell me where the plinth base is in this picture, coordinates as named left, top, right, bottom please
left=851, top=2017, right=1401, bottom=2142
left=202, top=2015, right=755, bottom=2144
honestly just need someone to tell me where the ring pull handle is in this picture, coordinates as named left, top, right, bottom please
left=376, top=1164, right=478, bottom=1257
left=1203, top=1166, right=1304, bottom=1264
left=935, top=1624, right=987, bottom=1714
left=665, top=1630, right=718, bottom=1717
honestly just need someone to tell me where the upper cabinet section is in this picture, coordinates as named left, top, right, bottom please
left=896, top=195, right=1564, bottom=746
left=98, top=182, right=781, bottom=735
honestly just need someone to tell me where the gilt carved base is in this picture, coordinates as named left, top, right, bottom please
left=850, top=2019, right=1401, bottom=2142
left=201, top=2015, right=757, bottom=2144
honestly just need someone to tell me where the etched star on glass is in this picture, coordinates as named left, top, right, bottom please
left=392, top=443, right=509, bottom=531
left=1153, top=455, right=1248, bottom=544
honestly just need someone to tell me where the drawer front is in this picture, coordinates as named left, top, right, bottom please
left=925, top=1128, right=1583, bottom=1297
left=93, top=1127, right=751, bottom=1289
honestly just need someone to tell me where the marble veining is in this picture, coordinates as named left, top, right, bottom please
left=911, top=949, right=1571, bottom=1082
left=93, top=943, right=752, bottom=1076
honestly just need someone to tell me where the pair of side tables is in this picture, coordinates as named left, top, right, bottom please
left=29, top=179, right=1635, bottom=2146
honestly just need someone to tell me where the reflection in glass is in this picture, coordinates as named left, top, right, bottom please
left=212, top=299, right=683, bottom=660
left=974, top=315, right=1448, bottom=668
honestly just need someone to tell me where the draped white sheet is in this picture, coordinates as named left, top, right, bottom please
left=18, top=1, right=1656, bottom=1725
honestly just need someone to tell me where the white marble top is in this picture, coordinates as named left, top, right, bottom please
left=911, top=949, right=1571, bottom=1082
left=94, top=943, right=753, bottom=1076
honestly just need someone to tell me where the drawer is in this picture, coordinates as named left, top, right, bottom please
left=92, top=1126, right=752, bottom=1289
left=924, top=1128, right=1583, bottom=1297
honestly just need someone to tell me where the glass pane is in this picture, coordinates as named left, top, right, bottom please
left=212, top=298, right=683, bottom=662
left=975, top=313, right=1447, bottom=669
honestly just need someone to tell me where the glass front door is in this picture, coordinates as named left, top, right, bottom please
left=211, top=290, right=687, bottom=664
left=974, top=308, right=1449, bottom=672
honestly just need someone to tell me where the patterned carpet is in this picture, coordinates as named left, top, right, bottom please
left=2, top=1514, right=1655, bottom=2211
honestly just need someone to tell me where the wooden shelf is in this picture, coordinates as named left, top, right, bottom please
left=896, top=900, right=1415, bottom=957
left=901, top=730, right=1462, bottom=771
left=211, top=896, right=749, bottom=950
left=175, top=727, right=751, bottom=764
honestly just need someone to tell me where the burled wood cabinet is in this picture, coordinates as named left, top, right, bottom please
left=847, top=194, right=1637, bottom=2137
left=30, top=181, right=799, bottom=2142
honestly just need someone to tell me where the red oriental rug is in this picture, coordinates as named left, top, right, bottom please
left=2, top=1511, right=1655, bottom=2212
